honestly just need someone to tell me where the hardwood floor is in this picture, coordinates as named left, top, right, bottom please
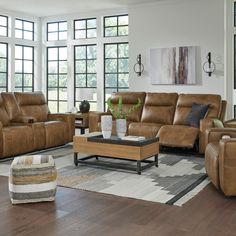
left=1, top=175, right=236, bottom=236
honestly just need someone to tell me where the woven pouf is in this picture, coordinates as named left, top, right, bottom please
left=9, top=155, right=57, bottom=204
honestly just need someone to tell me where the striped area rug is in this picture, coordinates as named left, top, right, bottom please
left=0, top=144, right=209, bottom=206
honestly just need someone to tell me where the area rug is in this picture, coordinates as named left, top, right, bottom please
left=0, top=145, right=209, bottom=206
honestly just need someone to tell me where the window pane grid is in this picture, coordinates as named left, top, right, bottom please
left=104, top=15, right=128, bottom=37
left=0, top=15, right=8, bottom=37
left=0, top=43, right=8, bottom=91
left=74, top=18, right=97, bottom=39
left=104, top=42, right=129, bottom=106
left=74, top=44, right=97, bottom=110
left=15, top=19, right=34, bottom=40
left=14, top=45, right=34, bottom=92
left=47, top=47, right=68, bottom=112
left=47, top=21, right=67, bottom=41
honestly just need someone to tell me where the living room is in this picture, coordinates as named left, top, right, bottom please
left=0, top=0, right=236, bottom=235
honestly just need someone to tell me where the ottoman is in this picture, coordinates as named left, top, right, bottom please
left=9, top=155, right=57, bottom=204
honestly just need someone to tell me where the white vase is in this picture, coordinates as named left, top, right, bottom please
left=101, top=115, right=112, bottom=139
left=116, top=119, right=126, bottom=138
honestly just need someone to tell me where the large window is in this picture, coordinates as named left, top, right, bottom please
left=47, top=21, right=67, bottom=41
left=0, top=43, right=8, bottom=92
left=15, top=45, right=34, bottom=92
left=74, top=45, right=97, bottom=110
left=74, top=18, right=96, bottom=39
left=15, top=19, right=34, bottom=40
left=104, top=15, right=128, bottom=37
left=0, top=15, right=8, bottom=37
left=47, top=47, right=67, bottom=113
left=104, top=43, right=129, bottom=104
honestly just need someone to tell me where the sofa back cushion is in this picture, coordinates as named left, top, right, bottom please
left=14, top=92, right=49, bottom=122
left=0, top=93, right=10, bottom=125
left=141, top=93, right=178, bottom=124
left=109, top=92, right=146, bottom=122
left=173, top=94, right=222, bottom=125
left=1, top=92, right=21, bottom=120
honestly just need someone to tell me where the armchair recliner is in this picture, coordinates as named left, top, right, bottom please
left=205, top=128, right=236, bottom=196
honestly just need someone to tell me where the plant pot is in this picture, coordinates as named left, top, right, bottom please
left=116, top=119, right=126, bottom=138
left=101, top=115, right=112, bottom=139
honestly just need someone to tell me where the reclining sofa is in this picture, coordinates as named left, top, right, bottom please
left=0, top=91, right=75, bottom=158
left=89, top=92, right=226, bottom=154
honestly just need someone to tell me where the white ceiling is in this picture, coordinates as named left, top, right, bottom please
left=0, top=0, right=164, bottom=17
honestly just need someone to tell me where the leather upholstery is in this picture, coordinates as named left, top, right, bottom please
left=89, top=92, right=224, bottom=153
left=173, top=94, right=221, bottom=125
left=109, top=92, right=146, bottom=122
left=205, top=128, right=236, bottom=196
left=141, top=93, right=178, bottom=125
left=14, top=92, right=49, bottom=122
left=0, top=92, right=74, bottom=158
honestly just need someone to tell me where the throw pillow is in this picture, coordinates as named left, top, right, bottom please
left=185, top=103, right=209, bottom=128
left=212, top=118, right=224, bottom=128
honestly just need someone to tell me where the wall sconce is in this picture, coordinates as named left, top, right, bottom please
left=133, top=54, right=144, bottom=77
left=203, top=52, right=215, bottom=77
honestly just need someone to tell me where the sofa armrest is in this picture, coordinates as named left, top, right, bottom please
left=219, top=138, right=236, bottom=196
left=48, top=113, right=75, bottom=142
left=199, top=118, right=215, bottom=154
left=89, top=111, right=111, bottom=133
left=0, top=122, right=3, bottom=156
left=205, top=128, right=236, bottom=145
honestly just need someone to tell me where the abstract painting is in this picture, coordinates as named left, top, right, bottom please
left=150, top=46, right=196, bottom=84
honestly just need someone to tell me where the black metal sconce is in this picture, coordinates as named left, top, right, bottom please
left=133, top=54, right=144, bottom=77
left=203, top=52, right=215, bottom=77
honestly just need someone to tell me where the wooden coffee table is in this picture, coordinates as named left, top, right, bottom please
left=73, top=132, right=159, bottom=175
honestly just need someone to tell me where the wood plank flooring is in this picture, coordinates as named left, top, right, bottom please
left=0, top=175, right=236, bottom=236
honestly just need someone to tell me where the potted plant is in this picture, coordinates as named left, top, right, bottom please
left=107, top=96, right=142, bottom=138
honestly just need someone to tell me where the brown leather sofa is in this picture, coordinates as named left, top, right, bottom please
left=205, top=128, right=236, bottom=196
left=89, top=92, right=226, bottom=154
left=0, top=92, right=75, bottom=158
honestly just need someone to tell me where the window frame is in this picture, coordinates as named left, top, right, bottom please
left=47, top=46, right=68, bottom=112
left=74, top=44, right=97, bottom=110
left=104, top=14, right=128, bottom=37
left=15, top=18, right=34, bottom=41
left=74, top=18, right=97, bottom=39
left=0, top=42, right=8, bottom=92
left=14, top=44, right=34, bottom=92
left=104, top=42, right=129, bottom=106
left=47, top=21, right=67, bottom=41
left=0, top=15, right=8, bottom=37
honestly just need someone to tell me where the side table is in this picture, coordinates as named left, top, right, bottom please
left=75, top=113, right=89, bottom=134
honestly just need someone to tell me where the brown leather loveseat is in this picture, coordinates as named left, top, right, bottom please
left=89, top=92, right=226, bottom=154
left=0, top=91, right=75, bottom=158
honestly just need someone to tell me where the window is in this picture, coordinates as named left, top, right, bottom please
left=74, top=45, right=97, bottom=110
left=0, top=43, right=8, bottom=92
left=104, top=43, right=129, bottom=104
left=47, top=21, right=67, bottom=41
left=47, top=47, right=67, bottom=113
left=0, top=15, right=8, bottom=37
left=15, top=19, right=34, bottom=40
left=74, top=18, right=96, bottom=39
left=15, top=45, right=34, bottom=92
left=104, top=15, right=128, bottom=37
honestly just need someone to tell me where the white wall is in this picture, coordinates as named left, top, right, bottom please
left=129, top=0, right=225, bottom=97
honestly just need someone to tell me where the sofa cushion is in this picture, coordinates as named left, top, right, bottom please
left=173, top=94, right=222, bottom=125
left=128, top=122, right=163, bottom=138
left=14, top=92, right=49, bottom=122
left=185, top=103, right=209, bottom=128
left=109, top=92, right=146, bottom=122
left=141, top=93, right=178, bottom=125
left=157, top=125, right=199, bottom=148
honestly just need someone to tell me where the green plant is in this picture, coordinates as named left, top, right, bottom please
left=107, top=96, right=142, bottom=119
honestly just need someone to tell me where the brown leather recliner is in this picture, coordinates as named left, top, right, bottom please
left=205, top=128, right=236, bottom=196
